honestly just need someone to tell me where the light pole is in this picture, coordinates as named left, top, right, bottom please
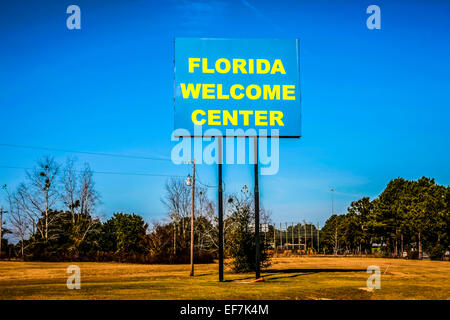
left=331, top=188, right=335, bottom=215
left=186, top=160, right=195, bottom=277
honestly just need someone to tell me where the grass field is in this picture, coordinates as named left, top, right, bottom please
left=0, top=257, right=449, bottom=300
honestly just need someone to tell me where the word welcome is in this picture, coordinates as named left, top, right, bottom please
left=180, top=83, right=295, bottom=101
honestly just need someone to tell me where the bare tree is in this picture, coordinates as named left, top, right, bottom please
left=2, top=185, right=29, bottom=258
left=194, top=185, right=216, bottom=251
left=162, top=178, right=191, bottom=248
left=61, top=159, right=99, bottom=222
left=162, top=178, right=191, bottom=220
left=78, top=162, right=99, bottom=216
left=60, top=160, right=100, bottom=257
left=15, top=156, right=59, bottom=242
left=162, top=178, right=217, bottom=253
left=61, top=158, right=78, bottom=223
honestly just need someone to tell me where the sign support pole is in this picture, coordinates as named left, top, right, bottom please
left=254, top=136, right=260, bottom=279
left=218, top=136, right=224, bottom=282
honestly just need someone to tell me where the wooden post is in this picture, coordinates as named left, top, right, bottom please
left=291, top=222, right=294, bottom=245
left=304, top=222, right=307, bottom=252
left=173, top=220, right=176, bottom=255
left=401, top=233, right=404, bottom=257
left=279, top=222, right=282, bottom=249
left=418, top=232, right=422, bottom=260
left=317, top=223, right=320, bottom=253
left=274, top=223, right=277, bottom=257
left=190, top=160, right=195, bottom=276
left=285, top=222, right=288, bottom=244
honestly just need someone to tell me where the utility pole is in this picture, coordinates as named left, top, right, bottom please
left=311, top=223, right=313, bottom=251
left=273, top=224, right=277, bottom=257
left=264, top=224, right=267, bottom=248
left=317, top=223, right=320, bottom=253
left=173, top=218, right=176, bottom=255
left=291, top=222, right=294, bottom=245
left=304, top=221, right=307, bottom=252
left=0, top=207, right=7, bottom=260
left=279, top=222, right=282, bottom=248
left=331, top=188, right=335, bottom=215
left=285, top=222, right=288, bottom=244
left=189, top=160, right=195, bottom=277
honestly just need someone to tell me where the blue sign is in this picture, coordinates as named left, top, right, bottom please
left=174, top=38, right=301, bottom=137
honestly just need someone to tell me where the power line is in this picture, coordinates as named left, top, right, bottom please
left=0, top=165, right=184, bottom=178
left=196, top=178, right=218, bottom=188
left=93, top=170, right=183, bottom=178
left=195, top=171, right=226, bottom=191
left=0, top=143, right=171, bottom=162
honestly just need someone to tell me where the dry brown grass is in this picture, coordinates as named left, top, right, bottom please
left=0, top=256, right=449, bottom=300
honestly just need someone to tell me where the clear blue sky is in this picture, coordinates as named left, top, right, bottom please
left=1, top=0, right=449, bottom=226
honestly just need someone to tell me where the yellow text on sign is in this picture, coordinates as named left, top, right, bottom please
left=191, top=109, right=284, bottom=127
left=180, top=83, right=295, bottom=101
left=188, top=58, right=286, bottom=74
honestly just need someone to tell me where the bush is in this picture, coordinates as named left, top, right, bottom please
left=226, top=191, right=272, bottom=273
left=426, top=244, right=446, bottom=260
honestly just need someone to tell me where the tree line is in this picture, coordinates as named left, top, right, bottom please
left=1, top=156, right=271, bottom=271
left=0, top=157, right=150, bottom=262
left=2, top=157, right=447, bottom=265
left=320, top=177, right=449, bottom=260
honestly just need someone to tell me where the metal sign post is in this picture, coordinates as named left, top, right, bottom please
left=218, top=137, right=224, bottom=282
left=254, top=137, right=260, bottom=279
